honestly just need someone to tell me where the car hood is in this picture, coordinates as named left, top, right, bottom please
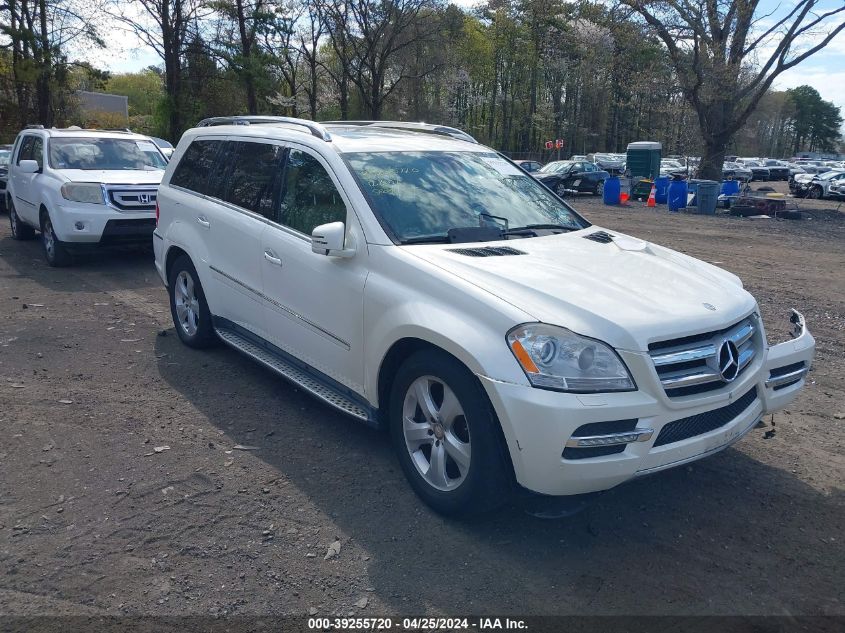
left=56, top=169, right=165, bottom=185
left=403, top=227, right=756, bottom=351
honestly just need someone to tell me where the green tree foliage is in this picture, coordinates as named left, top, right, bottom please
left=786, top=86, right=843, bottom=154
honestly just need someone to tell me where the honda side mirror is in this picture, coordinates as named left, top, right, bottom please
left=311, top=221, right=355, bottom=258
left=19, top=159, right=40, bottom=174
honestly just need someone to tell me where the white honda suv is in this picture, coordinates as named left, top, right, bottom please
left=6, top=126, right=167, bottom=266
left=153, top=117, right=815, bottom=516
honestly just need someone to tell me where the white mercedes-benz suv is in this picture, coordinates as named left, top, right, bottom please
left=6, top=126, right=167, bottom=266
left=153, top=117, right=815, bottom=516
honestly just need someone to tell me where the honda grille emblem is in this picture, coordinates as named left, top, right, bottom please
left=139, top=194, right=151, bottom=205
left=718, top=340, right=740, bottom=382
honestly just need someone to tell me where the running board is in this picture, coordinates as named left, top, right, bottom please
left=215, top=326, right=375, bottom=424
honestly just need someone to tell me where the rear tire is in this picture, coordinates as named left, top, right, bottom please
left=40, top=211, right=72, bottom=267
left=389, top=349, right=511, bottom=517
left=168, top=255, right=217, bottom=348
left=9, top=202, right=36, bottom=240
left=593, top=180, right=605, bottom=196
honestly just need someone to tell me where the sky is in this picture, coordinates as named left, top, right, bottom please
left=80, top=0, right=845, bottom=123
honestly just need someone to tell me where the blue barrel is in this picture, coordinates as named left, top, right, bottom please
left=603, top=176, right=621, bottom=205
left=654, top=176, right=670, bottom=204
left=721, top=179, right=740, bottom=196
left=696, top=180, right=719, bottom=215
left=668, top=180, right=688, bottom=213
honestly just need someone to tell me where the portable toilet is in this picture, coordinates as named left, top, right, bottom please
left=626, top=141, right=662, bottom=180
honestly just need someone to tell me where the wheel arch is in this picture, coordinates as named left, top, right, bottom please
left=376, top=335, right=517, bottom=486
left=165, top=244, right=191, bottom=283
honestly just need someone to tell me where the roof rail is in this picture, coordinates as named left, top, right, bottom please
left=196, top=116, right=332, bottom=142
left=322, top=121, right=478, bottom=144
left=24, top=124, right=45, bottom=129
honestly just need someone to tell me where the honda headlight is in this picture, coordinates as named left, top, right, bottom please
left=61, top=183, right=105, bottom=204
left=507, top=324, right=635, bottom=392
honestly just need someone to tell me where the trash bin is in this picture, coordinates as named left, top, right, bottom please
left=654, top=176, right=670, bottom=204
left=721, top=180, right=740, bottom=197
left=603, top=176, right=621, bottom=205
left=695, top=180, right=719, bottom=215
left=668, top=178, right=687, bottom=213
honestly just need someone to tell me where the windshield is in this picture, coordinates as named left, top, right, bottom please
left=345, top=151, right=589, bottom=243
left=0, top=150, right=10, bottom=166
left=818, top=171, right=844, bottom=180
left=48, top=137, right=167, bottom=170
left=538, top=161, right=573, bottom=173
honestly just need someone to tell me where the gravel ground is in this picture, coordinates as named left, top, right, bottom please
left=0, top=187, right=843, bottom=620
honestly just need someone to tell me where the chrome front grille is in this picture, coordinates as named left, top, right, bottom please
left=104, top=184, right=158, bottom=212
left=649, top=318, right=757, bottom=397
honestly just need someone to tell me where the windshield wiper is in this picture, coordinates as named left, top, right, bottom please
left=503, top=223, right=578, bottom=235
left=399, top=235, right=451, bottom=244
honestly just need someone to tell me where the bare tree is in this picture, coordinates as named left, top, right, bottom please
left=298, top=1, right=324, bottom=120
left=622, top=0, right=845, bottom=179
left=111, top=0, right=202, bottom=139
left=324, top=0, right=444, bottom=119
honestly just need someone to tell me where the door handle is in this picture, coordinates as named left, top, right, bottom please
left=264, top=250, right=282, bottom=266
left=197, top=215, right=210, bottom=228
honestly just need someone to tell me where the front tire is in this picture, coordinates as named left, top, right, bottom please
left=593, top=180, right=605, bottom=196
left=168, top=255, right=217, bottom=348
left=40, top=211, right=72, bottom=267
left=554, top=182, right=568, bottom=198
left=9, top=202, right=36, bottom=240
left=389, top=349, right=511, bottom=517
left=807, top=185, right=823, bottom=200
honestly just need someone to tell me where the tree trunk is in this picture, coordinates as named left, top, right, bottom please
left=235, top=0, right=257, bottom=114
left=36, top=0, right=52, bottom=125
left=698, top=138, right=728, bottom=181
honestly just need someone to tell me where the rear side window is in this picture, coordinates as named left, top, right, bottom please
left=279, top=149, right=346, bottom=235
left=170, top=139, right=221, bottom=194
left=223, top=141, right=285, bottom=219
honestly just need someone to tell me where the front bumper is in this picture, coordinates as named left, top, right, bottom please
left=51, top=201, right=155, bottom=244
left=480, top=311, right=815, bottom=497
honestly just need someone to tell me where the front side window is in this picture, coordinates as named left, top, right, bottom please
left=280, top=150, right=346, bottom=235
left=31, top=137, right=44, bottom=169
left=17, top=136, right=35, bottom=164
left=345, top=151, right=588, bottom=243
left=170, top=139, right=223, bottom=194
left=48, top=137, right=166, bottom=171
left=224, top=141, right=285, bottom=219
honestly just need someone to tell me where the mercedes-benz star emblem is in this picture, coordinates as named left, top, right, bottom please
left=718, top=340, right=740, bottom=382
left=139, top=194, right=151, bottom=204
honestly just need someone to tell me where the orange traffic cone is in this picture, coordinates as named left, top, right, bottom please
left=620, top=191, right=630, bottom=205
left=646, top=184, right=657, bottom=207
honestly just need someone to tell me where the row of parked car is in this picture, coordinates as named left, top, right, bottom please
left=0, top=118, right=816, bottom=517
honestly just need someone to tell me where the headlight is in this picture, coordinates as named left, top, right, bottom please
left=60, top=183, right=105, bottom=204
left=507, top=324, right=635, bottom=392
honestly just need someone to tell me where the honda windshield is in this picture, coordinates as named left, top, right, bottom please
left=345, top=151, right=589, bottom=243
left=49, top=137, right=167, bottom=170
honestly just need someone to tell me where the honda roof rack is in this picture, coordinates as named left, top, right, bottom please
left=322, top=121, right=478, bottom=144
left=24, top=124, right=45, bottom=129
left=196, top=116, right=332, bottom=142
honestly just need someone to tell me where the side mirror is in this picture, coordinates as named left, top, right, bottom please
left=19, top=159, right=40, bottom=174
left=311, top=221, right=355, bottom=258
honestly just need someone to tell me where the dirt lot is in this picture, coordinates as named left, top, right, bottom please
left=0, top=188, right=843, bottom=620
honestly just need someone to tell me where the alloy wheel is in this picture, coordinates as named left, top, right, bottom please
left=402, top=375, right=471, bottom=491
left=43, top=217, right=55, bottom=258
left=174, top=270, right=200, bottom=337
